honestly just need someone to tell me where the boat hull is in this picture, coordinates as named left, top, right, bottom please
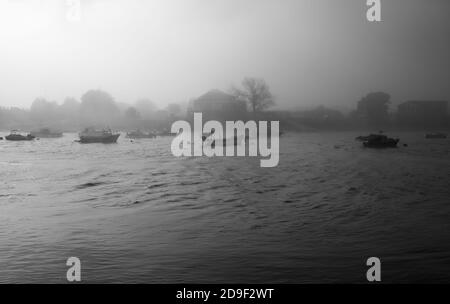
left=5, top=135, right=35, bottom=141
left=363, top=139, right=399, bottom=148
left=79, top=134, right=120, bottom=143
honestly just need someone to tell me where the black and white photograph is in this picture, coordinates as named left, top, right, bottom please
left=0, top=0, right=449, bottom=291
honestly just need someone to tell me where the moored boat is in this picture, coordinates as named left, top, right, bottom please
left=5, top=130, right=35, bottom=141
left=78, top=128, right=120, bottom=143
left=359, top=134, right=399, bottom=148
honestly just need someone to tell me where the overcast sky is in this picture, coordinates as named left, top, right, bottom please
left=0, top=0, right=449, bottom=111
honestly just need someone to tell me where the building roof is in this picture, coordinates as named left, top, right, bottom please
left=195, top=89, right=235, bottom=103
left=190, top=89, right=247, bottom=120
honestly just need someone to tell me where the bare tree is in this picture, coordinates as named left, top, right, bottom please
left=232, top=77, right=275, bottom=113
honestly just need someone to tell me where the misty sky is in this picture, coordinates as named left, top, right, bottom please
left=0, top=0, right=449, bottom=111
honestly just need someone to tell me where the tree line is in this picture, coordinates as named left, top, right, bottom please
left=1, top=78, right=448, bottom=131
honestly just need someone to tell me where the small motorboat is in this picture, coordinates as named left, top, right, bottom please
left=356, top=134, right=383, bottom=142
left=425, top=133, right=447, bottom=139
left=5, top=130, right=35, bottom=141
left=30, top=128, right=63, bottom=138
left=78, top=128, right=120, bottom=143
left=360, top=134, right=399, bottom=148
left=126, top=130, right=155, bottom=139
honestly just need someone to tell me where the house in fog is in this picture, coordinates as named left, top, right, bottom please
left=188, top=89, right=247, bottom=121
left=293, top=105, right=345, bottom=128
left=397, top=100, right=448, bottom=127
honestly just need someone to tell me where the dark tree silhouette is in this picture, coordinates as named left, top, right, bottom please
left=30, top=98, right=58, bottom=123
left=125, top=106, right=140, bottom=120
left=59, top=97, right=80, bottom=118
left=357, top=92, right=391, bottom=126
left=79, top=90, right=120, bottom=126
left=232, top=77, right=275, bottom=113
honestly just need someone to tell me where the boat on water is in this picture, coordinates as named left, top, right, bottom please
left=126, top=130, right=156, bottom=139
left=356, top=134, right=382, bottom=142
left=5, top=130, right=35, bottom=141
left=425, top=132, right=447, bottom=139
left=30, top=128, right=63, bottom=138
left=78, top=128, right=120, bottom=143
left=358, top=134, right=399, bottom=148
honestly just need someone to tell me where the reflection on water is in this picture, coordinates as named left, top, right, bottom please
left=0, top=132, right=449, bottom=283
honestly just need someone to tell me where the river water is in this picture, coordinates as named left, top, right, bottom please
left=0, top=131, right=449, bottom=283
